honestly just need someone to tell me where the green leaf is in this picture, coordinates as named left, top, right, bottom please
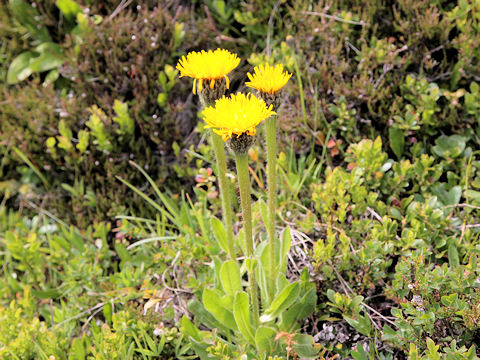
left=233, top=292, right=255, bottom=344
left=255, top=326, right=277, bottom=355
left=433, top=135, right=466, bottom=159
left=211, top=217, right=228, bottom=254
left=465, top=189, right=480, bottom=202
left=76, top=130, right=89, bottom=153
left=56, top=0, right=82, bottom=21
left=7, top=51, right=35, bottom=84
left=280, top=287, right=317, bottom=331
left=257, top=243, right=270, bottom=305
left=389, top=127, right=404, bottom=159
left=292, top=334, right=320, bottom=358
left=30, top=43, right=66, bottom=73
left=113, top=100, right=134, bottom=135
left=426, top=337, right=439, bottom=355
left=135, top=348, right=156, bottom=356
left=278, top=227, right=292, bottom=274
left=345, top=313, right=372, bottom=336
left=351, top=342, right=368, bottom=360
left=448, top=243, right=460, bottom=267
left=44, top=69, right=60, bottom=85
left=157, top=92, right=168, bottom=107
left=114, top=242, right=131, bottom=262
left=381, top=325, right=398, bottom=342
left=203, top=289, right=237, bottom=331
left=12, top=146, right=50, bottom=189
left=103, top=302, right=113, bottom=324
left=143, top=330, right=158, bottom=352
left=276, top=273, right=289, bottom=294
left=220, top=260, right=242, bottom=296
left=70, top=337, right=86, bottom=360
left=180, top=316, right=202, bottom=342
left=7, top=43, right=65, bottom=84
left=189, top=338, right=212, bottom=360
left=62, top=227, right=85, bottom=252
left=187, top=299, right=228, bottom=333
left=431, top=184, right=461, bottom=206
left=31, top=288, right=62, bottom=299
left=260, top=282, right=300, bottom=323
left=441, top=293, right=458, bottom=307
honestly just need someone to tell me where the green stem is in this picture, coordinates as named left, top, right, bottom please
left=211, top=132, right=235, bottom=261
left=265, top=116, right=277, bottom=303
left=235, top=152, right=260, bottom=327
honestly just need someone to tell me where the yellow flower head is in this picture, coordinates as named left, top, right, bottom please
left=245, top=63, right=292, bottom=94
left=176, top=49, right=240, bottom=95
left=202, top=93, right=276, bottom=141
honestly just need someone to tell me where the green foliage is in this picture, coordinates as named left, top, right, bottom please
left=113, top=100, right=135, bottom=137
left=384, top=252, right=480, bottom=349
left=325, top=290, right=372, bottom=337
left=0, top=200, right=199, bottom=359
left=307, top=135, right=479, bottom=356
left=184, top=268, right=318, bottom=359
left=0, top=289, right=70, bottom=359
left=408, top=338, right=477, bottom=360
left=158, top=64, right=180, bottom=108
left=6, top=0, right=87, bottom=84
left=401, top=75, right=442, bottom=129
left=86, top=105, right=113, bottom=152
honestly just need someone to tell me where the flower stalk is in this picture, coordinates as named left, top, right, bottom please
left=234, top=151, right=260, bottom=327
left=265, top=115, right=277, bottom=302
left=210, top=132, right=235, bottom=260
left=245, top=63, right=291, bottom=302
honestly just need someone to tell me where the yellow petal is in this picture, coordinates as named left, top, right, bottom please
left=201, top=93, right=276, bottom=142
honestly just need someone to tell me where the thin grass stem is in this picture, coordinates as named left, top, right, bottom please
left=293, top=57, right=307, bottom=127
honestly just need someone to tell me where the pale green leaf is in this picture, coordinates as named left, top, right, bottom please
left=7, top=51, right=35, bottom=84
left=220, top=260, right=242, bottom=296
left=260, top=282, right=300, bottom=323
left=211, top=217, right=228, bottom=254
left=203, top=289, right=237, bottom=331
left=233, top=291, right=255, bottom=344
left=255, top=326, right=276, bottom=355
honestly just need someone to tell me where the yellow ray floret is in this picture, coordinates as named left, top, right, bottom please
left=245, top=63, right=292, bottom=94
left=202, top=93, right=276, bottom=141
left=176, top=49, right=240, bottom=94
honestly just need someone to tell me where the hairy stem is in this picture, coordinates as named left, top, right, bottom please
left=235, top=152, right=260, bottom=327
left=265, top=116, right=277, bottom=303
left=211, top=132, right=235, bottom=260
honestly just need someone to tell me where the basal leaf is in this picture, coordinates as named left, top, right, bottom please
left=260, top=282, right=300, bottom=323
left=233, top=291, right=255, bottom=344
left=203, top=289, right=237, bottom=331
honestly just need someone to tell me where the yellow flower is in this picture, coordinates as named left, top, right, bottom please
left=202, top=93, right=276, bottom=141
left=176, top=49, right=240, bottom=95
left=245, top=63, right=292, bottom=94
